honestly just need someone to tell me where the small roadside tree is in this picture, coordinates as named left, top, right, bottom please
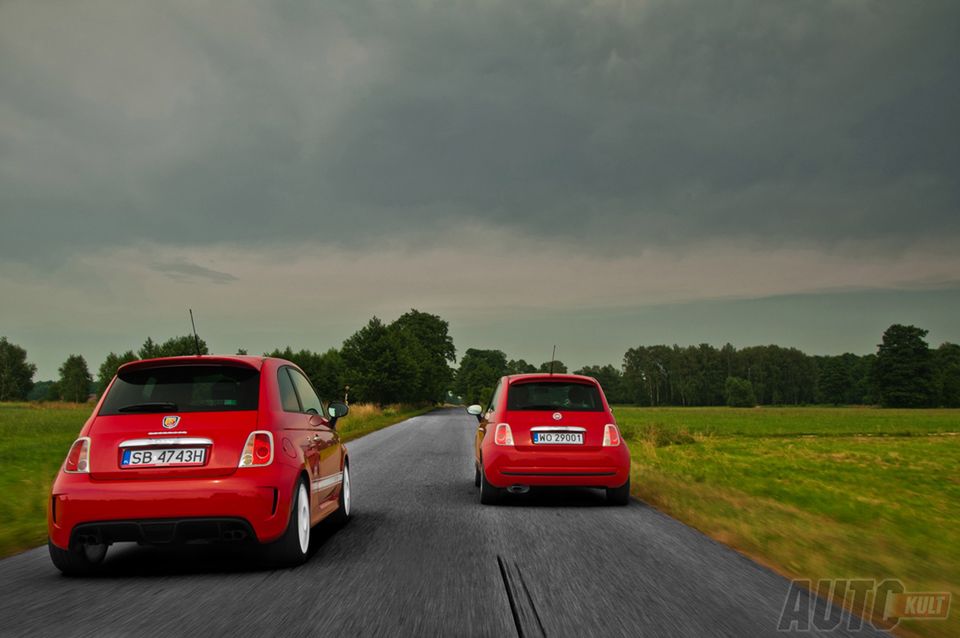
left=58, top=355, right=93, bottom=403
left=96, top=351, right=138, bottom=395
left=0, top=337, right=37, bottom=401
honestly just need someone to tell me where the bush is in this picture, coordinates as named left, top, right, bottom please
left=725, top=377, right=756, bottom=407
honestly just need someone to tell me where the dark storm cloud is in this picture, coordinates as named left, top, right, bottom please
left=1, top=0, right=958, bottom=262
left=150, top=261, right=237, bottom=284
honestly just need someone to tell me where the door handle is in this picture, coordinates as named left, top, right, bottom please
left=312, top=434, right=323, bottom=442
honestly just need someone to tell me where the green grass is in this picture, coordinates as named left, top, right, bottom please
left=614, top=405, right=960, bottom=437
left=0, top=402, right=88, bottom=558
left=0, top=401, right=430, bottom=559
left=336, top=403, right=434, bottom=443
left=614, top=406, right=960, bottom=638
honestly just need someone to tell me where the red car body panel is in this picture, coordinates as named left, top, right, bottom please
left=475, top=373, right=630, bottom=489
left=48, top=355, right=348, bottom=550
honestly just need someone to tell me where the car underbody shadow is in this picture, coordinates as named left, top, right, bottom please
left=77, top=516, right=349, bottom=578
left=491, top=485, right=614, bottom=508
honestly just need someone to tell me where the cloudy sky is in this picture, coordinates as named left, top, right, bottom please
left=1, top=0, right=958, bottom=379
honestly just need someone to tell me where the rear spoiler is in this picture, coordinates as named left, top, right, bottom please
left=118, top=356, right=263, bottom=374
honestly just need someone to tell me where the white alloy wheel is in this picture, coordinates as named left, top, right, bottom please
left=296, top=483, right=310, bottom=554
left=342, top=466, right=351, bottom=517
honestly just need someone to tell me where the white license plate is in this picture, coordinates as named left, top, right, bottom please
left=121, top=448, right=206, bottom=468
left=532, top=432, right=583, bottom=445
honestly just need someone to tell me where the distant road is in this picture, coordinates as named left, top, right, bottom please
left=0, top=408, right=883, bottom=637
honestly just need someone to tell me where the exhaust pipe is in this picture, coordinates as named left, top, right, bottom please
left=507, top=485, right=530, bottom=494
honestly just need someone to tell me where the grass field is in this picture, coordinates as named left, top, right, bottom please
left=0, top=401, right=430, bottom=559
left=614, top=407, right=960, bottom=638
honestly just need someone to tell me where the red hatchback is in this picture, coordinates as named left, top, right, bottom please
left=470, top=374, right=630, bottom=505
left=48, top=355, right=351, bottom=575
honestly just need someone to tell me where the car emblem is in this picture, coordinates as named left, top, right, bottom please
left=162, top=416, right=180, bottom=429
left=552, top=412, right=562, bottom=421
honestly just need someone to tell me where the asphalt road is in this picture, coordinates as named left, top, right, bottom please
left=0, top=408, right=884, bottom=637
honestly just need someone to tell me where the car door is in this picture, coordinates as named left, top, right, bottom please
left=277, top=367, right=323, bottom=506
left=477, top=379, right=503, bottom=462
left=287, top=368, right=340, bottom=507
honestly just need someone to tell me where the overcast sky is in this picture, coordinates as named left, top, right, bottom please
left=1, top=0, right=958, bottom=379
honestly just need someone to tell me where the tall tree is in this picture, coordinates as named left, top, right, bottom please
left=454, top=349, right=508, bottom=405
left=96, top=351, right=138, bottom=395
left=341, top=317, right=419, bottom=405
left=58, top=355, right=92, bottom=403
left=874, top=324, right=934, bottom=407
left=538, top=360, right=567, bottom=373
left=934, top=342, right=960, bottom=408
left=506, top=359, right=537, bottom=375
left=392, top=310, right=456, bottom=403
left=0, top=337, right=37, bottom=401
left=817, top=356, right=853, bottom=405
left=265, top=347, right=345, bottom=401
left=575, top=364, right=628, bottom=404
left=138, top=335, right=208, bottom=359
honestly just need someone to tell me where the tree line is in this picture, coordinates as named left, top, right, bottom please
left=452, top=324, right=960, bottom=409
left=0, top=310, right=456, bottom=406
left=1, top=321, right=957, bottom=409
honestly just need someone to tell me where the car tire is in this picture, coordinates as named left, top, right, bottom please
left=265, top=477, right=311, bottom=567
left=328, top=464, right=351, bottom=527
left=606, top=476, right=631, bottom=506
left=479, top=465, right=502, bottom=505
left=474, top=463, right=481, bottom=488
left=48, top=538, right=107, bottom=576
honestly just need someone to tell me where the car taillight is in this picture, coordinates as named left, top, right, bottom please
left=493, top=423, right=514, bottom=446
left=603, top=424, right=621, bottom=447
left=63, top=437, right=91, bottom=473
left=239, top=431, right=274, bottom=467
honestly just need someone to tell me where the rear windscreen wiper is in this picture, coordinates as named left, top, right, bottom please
left=116, top=402, right=179, bottom=413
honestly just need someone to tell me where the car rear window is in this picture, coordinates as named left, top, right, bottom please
left=99, top=365, right=260, bottom=415
left=506, top=381, right=603, bottom=412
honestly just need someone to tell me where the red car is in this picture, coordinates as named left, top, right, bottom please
left=470, top=373, right=630, bottom=505
left=48, top=355, right=351, bottom=575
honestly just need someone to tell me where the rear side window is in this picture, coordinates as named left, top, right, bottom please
left=486, top=380, right=503, bottom=414
left=507, top=382, right=603, bottom=412
left=278, top=368, right=301, bottom=412
left=100, top=366, right=260, bottom=415
left=287, top=368, right=324, bottom=415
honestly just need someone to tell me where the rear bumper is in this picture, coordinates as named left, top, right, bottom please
left=48, top=469, right=295, bottom=549
left=482, top=443, right=630, bottom=489
left=71, top=518, right=255, bottom=546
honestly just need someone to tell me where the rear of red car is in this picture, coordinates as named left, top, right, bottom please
left=475, top=374, right=631, bottom=505
left=48, top=357, right=296, bottom=572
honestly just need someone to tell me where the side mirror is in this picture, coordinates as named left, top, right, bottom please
left=328, top=402, right=349, bottom=419
left=466, top=404, right=483, bottom=421
left=326, top=402, right=348, bottom=429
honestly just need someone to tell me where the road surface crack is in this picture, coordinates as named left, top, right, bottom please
left=498, top=555, right=546, bottom=638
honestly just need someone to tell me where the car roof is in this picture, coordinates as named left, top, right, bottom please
left=505, top=373, right=598, bottom=385
left=118, top=354, right=266, bottom=374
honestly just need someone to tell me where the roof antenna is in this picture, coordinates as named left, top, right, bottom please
left=549, top=345, right=557, bottom=375
left=189, top=309, right=202, bottom=356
